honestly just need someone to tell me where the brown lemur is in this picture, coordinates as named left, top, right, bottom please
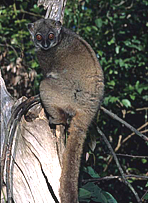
left=28, top=18, right=104, bottom=203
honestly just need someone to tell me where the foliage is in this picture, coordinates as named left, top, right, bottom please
left=0, top=0, right=44, bottom=96
left=0, top=0, right=148, bottom=202
left=79, top=182, right=117, bottom=203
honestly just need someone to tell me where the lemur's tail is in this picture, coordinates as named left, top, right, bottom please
left=59, top=111, right=89, bottom=203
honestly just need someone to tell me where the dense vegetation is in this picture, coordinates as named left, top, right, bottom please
left=0, top=0, right=148, bottom=202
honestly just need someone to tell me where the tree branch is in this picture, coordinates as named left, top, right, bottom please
left=100, top=106, right=148, bottom=142
left=96, top=127, right=142, bottom=203
left=83, top=174, right=148, bottom=184
left=103, top=122, right=148, bottom=172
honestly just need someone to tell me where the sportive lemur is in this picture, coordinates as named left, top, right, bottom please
left=28, top=19, right=104, bottom=203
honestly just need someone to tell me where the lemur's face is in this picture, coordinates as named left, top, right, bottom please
left=28, top=19, right=62, bottom=50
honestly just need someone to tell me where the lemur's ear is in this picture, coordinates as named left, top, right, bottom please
left=27, top=23, right=34, bottom=33
left=27, top=23, right=35, bottom=40
left=55, top=21, right=62, bottom=34
left=55, top=21, right=62, bottom=27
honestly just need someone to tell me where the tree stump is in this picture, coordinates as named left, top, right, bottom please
left=1, top=73, right=65, bottom=203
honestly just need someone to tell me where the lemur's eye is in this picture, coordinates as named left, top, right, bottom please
left=36, top=34, right=42, bottom=41
left=48, top=33, right=54, bottom=40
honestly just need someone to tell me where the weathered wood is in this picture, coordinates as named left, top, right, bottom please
left=37, top=0, right=67, bottom=22
left=1, top=73, right=64, bottom=203
left=0, top=71, right=14, bottom=155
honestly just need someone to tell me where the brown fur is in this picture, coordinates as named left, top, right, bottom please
left=28, top=19, right=104, bottom=203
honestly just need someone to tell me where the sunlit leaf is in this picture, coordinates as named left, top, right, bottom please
left=121, top=99, right=131, bottom=108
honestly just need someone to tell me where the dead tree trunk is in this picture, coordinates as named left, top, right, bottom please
left=1, top=2, right=68, bottom=202
left=1, top=73, right=65, bottom=203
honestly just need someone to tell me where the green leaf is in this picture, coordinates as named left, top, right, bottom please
left=79, top=188, right=91, bottom=200
left=95, top=18, right=103, bottom=28
left=85, top=166, right=100, bottom=178
left=121, top=99, right=131, bottom=108
left=119, top=59, right=125, bottom=67
left=101, top=191, right=118, bottom=203
left=97, top=50, right=103, bottom=57
left=110, top=96, right=119, bottom=103
left=135, top=81, right=148, bottom=94
left=31, top=61, right=39, bottom=68
left=115, top=46, right=120, bottom=54
left=86, top=26, right=91, bottom=32
left=107, top=38, right=115, bottom=45
left=92, top=26, right=98, bottom=31
left=129, top=95, right=135, bottom=100
left=141, top=159, right=147, bottom=164
left=107, top=80, right=115, bottom=86
left=92, top=193, right=107, bottom=203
